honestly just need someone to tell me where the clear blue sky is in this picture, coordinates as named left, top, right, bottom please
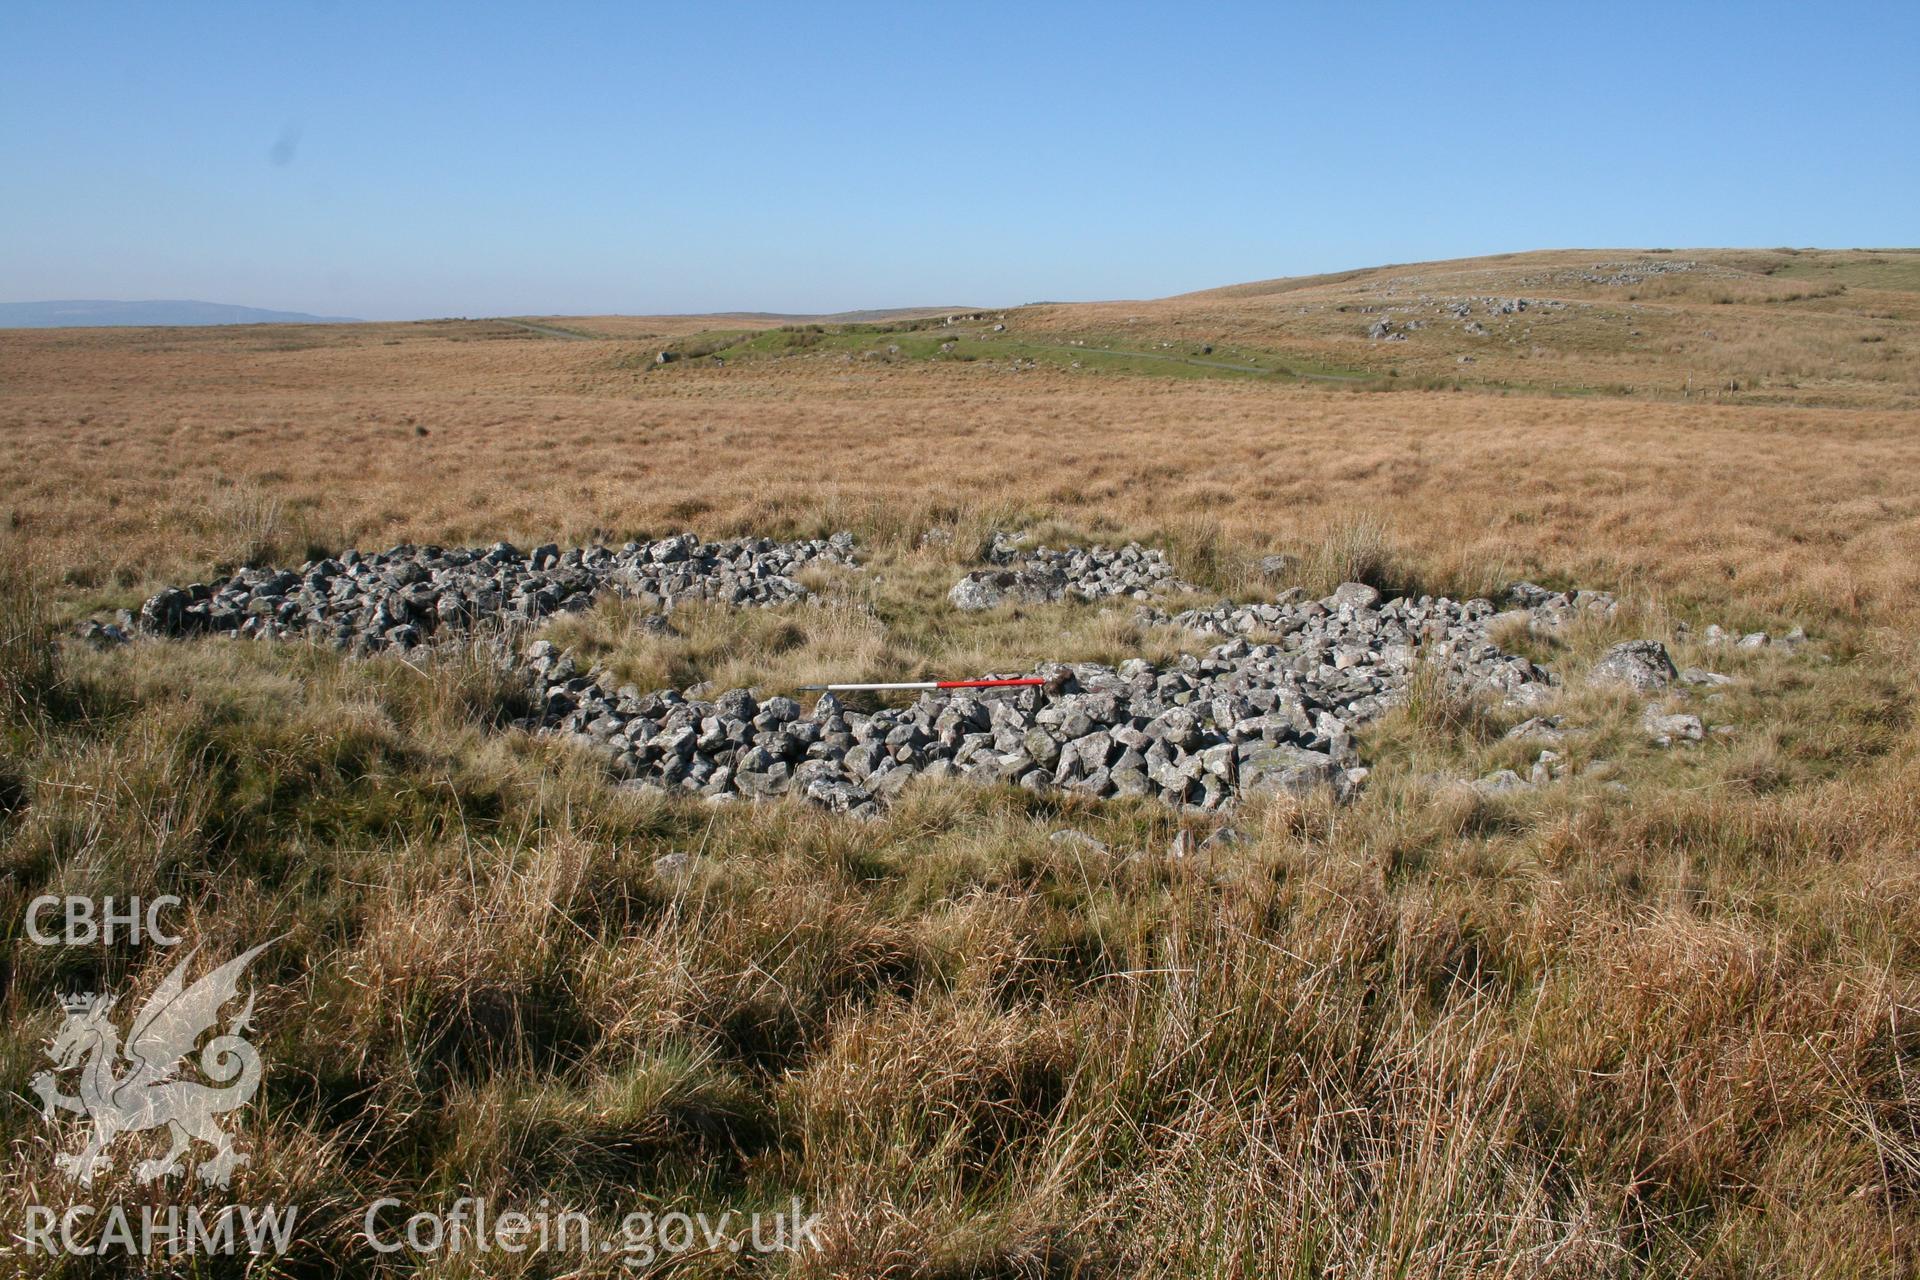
left=2, top=2, right=1914, bottom=319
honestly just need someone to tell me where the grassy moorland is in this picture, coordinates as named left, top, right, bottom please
left=1, top=249, right=1918, bottom=1277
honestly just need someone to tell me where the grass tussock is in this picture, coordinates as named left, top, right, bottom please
left=1299, top=511, right=1397, bottom=594
left=0, top=553, right=64, bottom=725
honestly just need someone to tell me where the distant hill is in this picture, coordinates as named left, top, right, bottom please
left=0, top=300, right=360, bottom=328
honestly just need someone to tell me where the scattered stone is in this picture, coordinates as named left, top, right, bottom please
left=1679, top=668, right=1734, bottom=687
left=1700, top=622, right=1804, bottom=652
left=1048, top=829, right=1108, bottom=854
left=75, top=615, right=133, bottom=648
left=1529, top=750, right=1563, bottom=786
left=1587, top=640, right=1677, bottom=693
left=1471, top=769, right=1531, bottom=796
left=1505, top=715, right=1570, bottom=743
left=1643, top=708, right=1705, bottom=746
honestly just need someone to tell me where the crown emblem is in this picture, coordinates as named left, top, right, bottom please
left=59, top=992, right=97, bottom=1014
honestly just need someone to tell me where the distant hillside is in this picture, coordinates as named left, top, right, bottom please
left=561, top=248, right=1916, bottom=411
left=0, top=300, right=360, bottom=328
left=1003, top=246, right=1920, bottom=410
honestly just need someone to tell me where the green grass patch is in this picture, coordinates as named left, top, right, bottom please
left=1767, top=251, right=1920, bottom=293
left=646, top=322, right=1371, bottom=385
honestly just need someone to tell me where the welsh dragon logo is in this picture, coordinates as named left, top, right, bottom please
left=29, top=942, right=271, bottom=1188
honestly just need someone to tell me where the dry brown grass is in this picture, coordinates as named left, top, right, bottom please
left=3, top=318, right=1917, bottom=630
left=1, top=260, right=1918, bottom=1276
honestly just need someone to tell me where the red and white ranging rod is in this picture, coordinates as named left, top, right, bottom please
left=798, top=677, right=1046, bottom=693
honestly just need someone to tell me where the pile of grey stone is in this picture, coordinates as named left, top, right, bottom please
left=136, top=533, right=856, bottom=654
left=1142, top=582, right=1599, bottom=683
left=106, top=514, right=1820, bottom=820
left=1441, top=297, right=1566, bottom=319
left=1578, top=259, right=1701, bottom=286
left=1502, top=581, right=1619, bottom=628
left=533, top=578, right=1569, bottom=818
left=75, top=613, right=136, bottom=649
left=1138, top=581, right=1559, bottom=707
left=947, top=532, right=1198, bottom=611
left=1584, top=639, right=1709, bottom=747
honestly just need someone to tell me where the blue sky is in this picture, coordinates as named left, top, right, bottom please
left=2, top=2, right=1914, bottom=319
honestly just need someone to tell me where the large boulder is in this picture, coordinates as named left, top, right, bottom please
left=1586, top=640, right=1677, bottom=693
left=946, top=567, right=1066, bottom=612
left=1643, top=708, right=1705, bottom=746
left=1327, top=582, right=1381, bottom=610
left=948, top=571, right=1011, bottom=611
left=138, top=587, right=191, bottom=634
left=1236, top=743, right=1339, bottom=797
